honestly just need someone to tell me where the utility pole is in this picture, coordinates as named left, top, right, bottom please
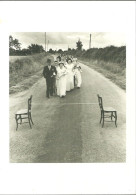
left=45, top=32, right=46, bottom=52
left=47, top=40, right=49, bottom=52
left=89, top=34, right=91, bottom=49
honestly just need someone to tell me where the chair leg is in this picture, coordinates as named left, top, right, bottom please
left=102, top=112, right=104, bottom=128
left=28, top=114, right=32, bottom=129
left=15, top=114, right=18, bottom=131
left=30, top=113, right=34, bottom=125
left=100, top=111, right=102, bottom=124
left=20, top=115, right=22, bottom=124
left=111, top=112, right=113, bottom=121
left=115, top=111, right=117, bottom=127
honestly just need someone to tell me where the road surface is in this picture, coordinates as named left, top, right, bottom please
left=10, top=63, right=126, bottom=163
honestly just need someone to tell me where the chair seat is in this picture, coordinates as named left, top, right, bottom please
left=16, top=109, right=28, bottom=115
left=15, top=95, right=33, bottom=130
left=104, top=107, right=116, bottom=112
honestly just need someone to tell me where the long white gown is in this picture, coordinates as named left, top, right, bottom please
left=65, top=63, right=74, bottom=91
left=75, top=67, right=82, bottom=87
left=57, top=66, right=67, bottom=97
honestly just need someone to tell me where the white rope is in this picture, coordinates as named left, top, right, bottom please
left=33, top=102, right=98, bottom=105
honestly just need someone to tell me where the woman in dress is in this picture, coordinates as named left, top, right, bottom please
left=57, top=62, right=67, bottom=98
left=74, top=62, right=82, bottom=88
left=65, top=58, right=74, bottom=91
left=72, top=58, right=78, bottom=87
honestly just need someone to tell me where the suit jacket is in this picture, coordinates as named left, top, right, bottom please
left=43, top=65, right=57, bottom=80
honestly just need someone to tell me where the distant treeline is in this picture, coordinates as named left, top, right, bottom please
left=9, top=35, right=44, bottom=56
left=51, top=46, right=126, bottom=67
left=9, top=36, right=84, bottom=56
left=63, top=45, right=126, bottom=90
left=62, top=46, right=126, bottom=67
left=10, top=45, right=44, bottom=56
left=80, top=46, right=126, bottom=66
left=9, top=35, right=126, bottom=67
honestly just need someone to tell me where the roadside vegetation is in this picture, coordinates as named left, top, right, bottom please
left=76, top=46, right=126, bottom=90
left=62, top=44, right=126, bottom=90
left=9, top=53, right=53, bottom=94
left=9, top=35, right=53, bottom=94
left=9, top=35, right=126, bottom=93
left=9, top=35, right=44, bottom=56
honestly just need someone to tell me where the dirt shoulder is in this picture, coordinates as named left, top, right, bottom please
left=10, top=70, right=43, bottom=94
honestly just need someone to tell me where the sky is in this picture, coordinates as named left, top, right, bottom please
left=10, top=32, right=126, bottom=51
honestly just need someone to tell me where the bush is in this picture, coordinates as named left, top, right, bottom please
left=68, top=46, right=126, bottom=67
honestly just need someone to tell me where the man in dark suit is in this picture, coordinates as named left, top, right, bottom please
left=43, top=59, right=57, bottom=98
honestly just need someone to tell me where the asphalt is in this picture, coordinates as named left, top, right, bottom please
left=9, top=63, right=126, bottom=163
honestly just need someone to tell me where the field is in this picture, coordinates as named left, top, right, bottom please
left=9, top=56, right=28, bottom=63
left=9, top=53, right=53, bottom=94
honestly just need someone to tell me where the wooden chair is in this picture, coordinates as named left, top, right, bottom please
left=97, top=94, right=117, bottom=128
left=15, top=95, right=34, bottom=130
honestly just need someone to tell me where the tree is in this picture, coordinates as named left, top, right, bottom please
left=28, top=44, right=44, bottom=54
left=58, top=49, right=63, bottom=54
left=76, top=39, right=83, bottom=50
left=67, top=48, right=72, bottom=55
left=9, top=35, right=45, bottom=56
left=21, top=48, right=31, bottom=55
left=49, top=48, right=53, bottom=53
left=9, top=35, right=13, bottom=48
left=9, top=35, right=21, bottom=50
left=9, top=35, right=22, bottom=55
left=13, top=39, right=21, bottom=50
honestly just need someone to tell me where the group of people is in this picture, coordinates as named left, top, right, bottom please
left=43, top=55, right=82, bottom=98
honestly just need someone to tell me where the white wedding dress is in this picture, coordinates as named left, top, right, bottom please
left=65, top=63, right=74, bottom=91
left=74, top=67, right=82, bottom=87
left=57, top=66, right=67, bottom=97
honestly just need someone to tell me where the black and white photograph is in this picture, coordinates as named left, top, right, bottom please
left=0, top=1, right=135, bottom=194
left=9, top=32, right=126, bottom=163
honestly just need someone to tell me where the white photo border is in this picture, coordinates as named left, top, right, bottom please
left=0, top=1, right=135, bottom=194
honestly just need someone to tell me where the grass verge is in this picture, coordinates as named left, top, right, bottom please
left=9, top=53, right=53, bottom=94
left=79, top=59, right=126, bottom=90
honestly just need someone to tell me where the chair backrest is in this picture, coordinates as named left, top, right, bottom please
left=28, top=95, right=32, bottom=113
left=97, top=94, right=103, bottom=111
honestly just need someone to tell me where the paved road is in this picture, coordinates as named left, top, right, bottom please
left=10, top=63, right=126, bottom=163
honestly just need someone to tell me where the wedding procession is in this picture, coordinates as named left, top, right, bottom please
left=2, top=1, right=134, bottom=194
left=43, top=55, right=82, bottom=98
left=9, top=32, right=126, bottom=164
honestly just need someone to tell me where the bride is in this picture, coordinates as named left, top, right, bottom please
left=57, top=61, right=67, bottom=98
left=65, top=58, right=74, bottom=91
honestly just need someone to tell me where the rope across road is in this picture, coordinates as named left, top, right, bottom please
left=32, top=102, right=99, bottom=105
